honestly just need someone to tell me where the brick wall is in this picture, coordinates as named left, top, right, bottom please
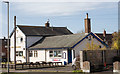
left=82, top=49, right=119, bottom=66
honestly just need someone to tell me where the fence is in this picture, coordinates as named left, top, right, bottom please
left=1, top=62, right=63, bottom=70
left=80, top=49, right=120, bottom=72
left=82, top=49, right=119, bottom=66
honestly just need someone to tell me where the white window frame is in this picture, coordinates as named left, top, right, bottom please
left=16, top=51, right=23, bottom=57
left=29, top=51, right=33, bottom=57
left=34, top=50, right=38, bottom=57
left=49, top=50, right=62, bottom=58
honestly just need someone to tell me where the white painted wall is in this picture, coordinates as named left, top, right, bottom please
left=29, top=49, right=68, bottom=65
left=10, top=27, right=26, bottom=62
left=29, top=50, right=45, bottom=63
left=10, top=27, right=43, bottom=63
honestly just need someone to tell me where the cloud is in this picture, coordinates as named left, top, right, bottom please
left=11, top=2, right=104, bottom=16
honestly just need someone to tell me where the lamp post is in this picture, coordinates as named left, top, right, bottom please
left=3, top=1, right=10, bottom=73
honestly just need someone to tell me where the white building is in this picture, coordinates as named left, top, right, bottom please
left=10, top=22, right=72, bottom=63
left=10, top=13, right=110, bottom=65
left=29, top=32, right=108, bottom=65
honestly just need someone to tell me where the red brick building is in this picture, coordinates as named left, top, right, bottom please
left=0, top=37, right=8, bottom=62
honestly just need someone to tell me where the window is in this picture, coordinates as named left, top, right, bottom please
left=49, top=51, right=54, bottom=57
left=20, top=37, right=23, bottom=42
left=34, top=51, right=38, bottom=57
left=16, top=51, right=23, bottom=56
left=16, top=51, right=19, bottom=56
left=19, top=51, right=23, bottom=56
left=49, top=50, right=62, bottom=58
left=17, top=37, right=23, bottom=43
left=23, top=48, right=25, bottom=50
left=62, top=52, right=66, bottom=59
left=29, top=51, right=33, bottom=57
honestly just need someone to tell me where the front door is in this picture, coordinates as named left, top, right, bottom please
left=68, top=50, right=72, bottom=63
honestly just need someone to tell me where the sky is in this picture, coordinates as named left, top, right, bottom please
left=0, top=0, right=119, bottom=38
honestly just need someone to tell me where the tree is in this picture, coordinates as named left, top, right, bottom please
left=111, top=31, right=120, bottom=50
left=84, top=39, right=106, bottom=50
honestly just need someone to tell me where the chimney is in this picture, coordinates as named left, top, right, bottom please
left=3, top=37, right=6, bottom=40
left=45, top=19, right=50, bottom=27
left=103, top=29, right=106, bottom=37
left=84, top=13, right=91, bottom=33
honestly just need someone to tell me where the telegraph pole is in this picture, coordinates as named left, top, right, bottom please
left=14, top=16, right=16, bottom=69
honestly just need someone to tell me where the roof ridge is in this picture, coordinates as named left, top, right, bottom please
left=17, top=25, right=67, bottom=28
left=45, top=33, right=85, bottom=38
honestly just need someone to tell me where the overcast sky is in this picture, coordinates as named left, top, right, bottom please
left=0, top=0, right=119, bottom=38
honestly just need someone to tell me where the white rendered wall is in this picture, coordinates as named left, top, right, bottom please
left=10, top=27, right=43, bottom=63
left=29, top=50, right=45, bottom=63
left=10, top=27, right=26, bottom=62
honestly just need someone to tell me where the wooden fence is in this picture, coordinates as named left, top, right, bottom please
left=2, top=62, right=63, bottom=70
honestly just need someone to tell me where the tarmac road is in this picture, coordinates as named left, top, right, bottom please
left=1, top=72, right=119, bottom=74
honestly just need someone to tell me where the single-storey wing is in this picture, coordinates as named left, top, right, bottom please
left=29, top=32, right=108, bottom=64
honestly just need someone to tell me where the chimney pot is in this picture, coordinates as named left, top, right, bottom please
left=45, top=19, right=50, bottom=27
left=86, top=13, right=88, bottom=19
left=103, top=29, right=106, bottom=37
left=4, top=37, right=6, bottom=40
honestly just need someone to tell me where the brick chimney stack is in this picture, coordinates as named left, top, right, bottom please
left=45, top=19, right=50, bottom=27
left=84, top=13, right=91, bottom=33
